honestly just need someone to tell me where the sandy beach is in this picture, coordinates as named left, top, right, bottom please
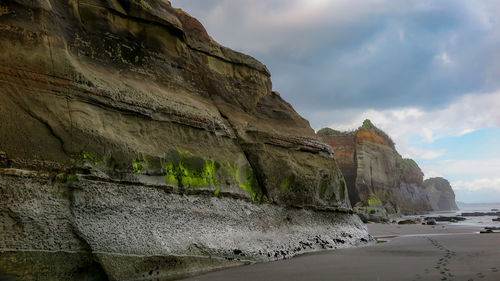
left=183, top=222, right=500, bottom=281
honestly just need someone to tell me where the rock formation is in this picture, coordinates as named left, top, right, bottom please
left=0, top=0, right=371, bottom=280
left=318, top=120, right=433, bottom=216
left=424, top=177, right=459, bottom=211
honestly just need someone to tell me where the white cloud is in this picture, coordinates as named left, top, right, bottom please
left=398, top=28, right=405, bottom=42
left=424, top=170, right=444, bottom=179
left=436, top=52, right=452, bottom=64
left=173, top=0, right=438, bottom=57
left=406, top=147, right=446, bottom=160
left=452, top=178, right=500, bottom=191
left=323, top=90, right=500, bottom=160
left=422, top=158, right=500, bottom=178
left=422, top=128, right=435, bottom=143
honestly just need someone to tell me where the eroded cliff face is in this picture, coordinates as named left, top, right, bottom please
left=319, top=121, right=433, bottom=215
left=0, top=0, right=370, bottom=280
left=424, top=177, right=459, bottom=211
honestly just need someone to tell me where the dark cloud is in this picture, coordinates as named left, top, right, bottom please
left=172, top=0, right=500, bottom=126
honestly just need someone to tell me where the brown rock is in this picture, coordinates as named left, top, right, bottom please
left=0, top=0, right=346, bottom=208
left=0, top=0, right=368, bottom=279
left=319, top=120, right=433, bottom=214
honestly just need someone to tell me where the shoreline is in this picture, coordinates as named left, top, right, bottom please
left=182, top=221, right=500, bottom=281
left=367, top=222, right=485, bottom=237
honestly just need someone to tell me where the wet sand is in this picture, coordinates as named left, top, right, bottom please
left=183, top=223, right=500, bottom=281
left=367, top=222, right=483, bottom=236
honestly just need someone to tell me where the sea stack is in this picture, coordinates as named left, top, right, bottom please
left=424, top=177, right=459, bottom=211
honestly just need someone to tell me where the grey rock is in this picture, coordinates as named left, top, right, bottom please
left=424, top=177, right=459, bottom=211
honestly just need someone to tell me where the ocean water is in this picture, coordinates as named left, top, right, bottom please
left=457, top=202, right=500, bottom=212
left=427, top=202, right=500, bottom=228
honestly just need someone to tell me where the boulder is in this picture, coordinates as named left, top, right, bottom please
left=426, top=219, right=437, bottom=225
left=398, top=219, right=418, bottom=225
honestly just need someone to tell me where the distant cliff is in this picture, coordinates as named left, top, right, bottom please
left=319, top=120, right=433, bottom=215
left=0, top=0, right=370, bottom=280
left=424, top=177, right=459, bottom=211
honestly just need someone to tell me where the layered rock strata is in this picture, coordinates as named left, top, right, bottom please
left=319, top=120, right=433, bottom=215
left=0, top=0, right=370, bottom=280
left=424, top=177, right=459, bottom=211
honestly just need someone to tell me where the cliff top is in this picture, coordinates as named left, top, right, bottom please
left=317, top=119, right=395, bottom=148
left=358, top=119, right=395, bottom=148
left=317, top=127, right=355, bottom=137
left=425, top=177, right=450, bottom=183
left=424, top=177, right=453, bottom=190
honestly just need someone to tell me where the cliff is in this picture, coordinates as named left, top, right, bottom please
left=319, top=120, right=433, bottom=216
left=424, top=177, right=459, bottom=211
left=0, top=0, right=371, bottom=280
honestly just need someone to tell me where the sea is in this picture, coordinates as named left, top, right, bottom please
left=428, top=202, right=500, bottom=228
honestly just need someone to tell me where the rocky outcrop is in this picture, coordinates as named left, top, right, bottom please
left=319, top=120, right=433, bottom=215
left=424, top=177, right=459, bottom=211
left=0, top=0, right=370, bottom=280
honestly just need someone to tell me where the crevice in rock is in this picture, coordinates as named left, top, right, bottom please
left=46, top=33, right=56, bottom=76
left=201, top=71, right=270, bottom=200
left=7, top=92, right=70, bottom=156
left=65, top=96, right=74, bottom=153
left=68, top=184, right=110, bottom=281
left=240, top=147, right=269, bottom=200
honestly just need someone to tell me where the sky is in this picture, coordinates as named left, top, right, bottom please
left=172, top=0, right=500, bottom=203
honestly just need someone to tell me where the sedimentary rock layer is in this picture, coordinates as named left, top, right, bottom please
left=319, top=121, right=433, bottom=214
left=0, top=0, right=370, bottom=279
left=424, top=177, right=459, bottom=211
left=0, top=170, right=368, bottom=280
